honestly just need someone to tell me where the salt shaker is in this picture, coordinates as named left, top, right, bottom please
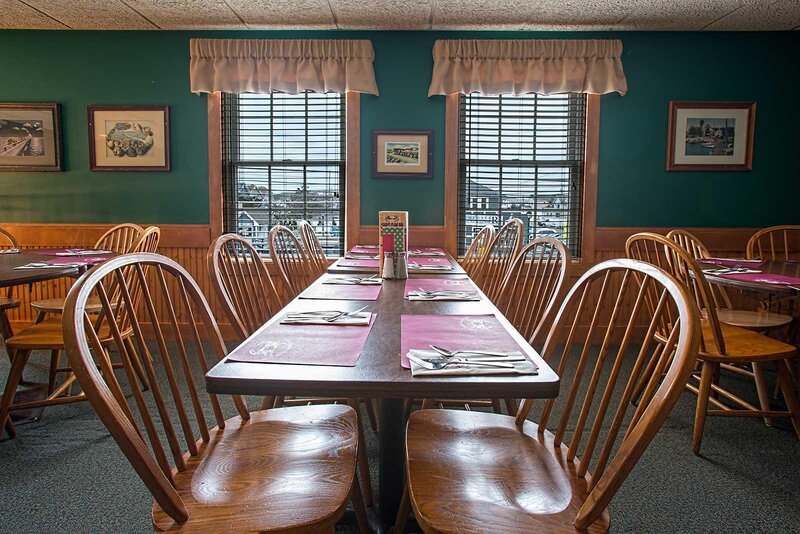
left=382, top=252, right=396, bottom=279
left=395, top=252, right=409, bottom=279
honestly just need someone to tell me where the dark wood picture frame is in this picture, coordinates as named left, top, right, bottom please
left=88, top=105, right=170, bottom=172
left=0, top=102, right=63, bottom=172
left=666, top=101, right=755, bottom=171
left=372, top=129, right=434, bottom=179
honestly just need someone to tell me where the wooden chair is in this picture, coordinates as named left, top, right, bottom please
left=396, top=258, right=700, bottom=533
left=459, top=224, right=495, bottom=279
left=0, top=227, right=160, bottom=437
left=626, top=232, right=800, bottom=453
left=0, top=226, right=21, bottom=329
left=747, top=225, right=800, bottom=261
left=30, top=222, right=145, bottom=318
left=60, top=253, right=368, bottom=533
left=474, top=218, right=524, bottom=303
left=269, top=225, right=316, bottom=302
left=298, top=219, right=329, bottom=279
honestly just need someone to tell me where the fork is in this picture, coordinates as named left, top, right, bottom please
left=407, top=354, right=514, bottom=370
left=429, top=344, right=517, bottom=358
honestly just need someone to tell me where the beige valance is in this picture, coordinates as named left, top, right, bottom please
left=428, top=39, right=627, bottom=97
left=190, top=38, right=379, bottom=95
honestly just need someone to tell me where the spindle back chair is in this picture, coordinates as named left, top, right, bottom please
left=298, top=219, right=329, bottom=278
left=476, top=217, right=524, bottom=302
left=61, top=253, right=365, bottom=532
left=400, top=259, right=700, bottom=532
left=747, top=225, right=800, bottom=261
left=268, top=225, right=315, bottom=301
left=95, top=223, right=145, bottom=253
left=666, top=229, right=733, bottom=309
left=460, top=224, right=495, bottom=279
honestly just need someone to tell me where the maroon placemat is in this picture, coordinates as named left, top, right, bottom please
left=720, top=272, right=800, bottom=285
left=228, top=314, right=376, bottom=366
left=339, top=258, right=380, bottom=268
left=697, top=258, right=766, bottom=268
left=403, top=277, right=476, bottom=298
left=400, top=314, right=524, bottom=369
left=46, top=256, right=111, bottom=265
left=408, top=257, right=452, bottom=267
left=350, top=245, right=379, bottom=255
left=300, top=282, right=382, bottom=301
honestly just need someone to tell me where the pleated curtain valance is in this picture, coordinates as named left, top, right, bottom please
left=428, top=39, right=627, bottom=97
left=189, top=38, right=379, bottom=95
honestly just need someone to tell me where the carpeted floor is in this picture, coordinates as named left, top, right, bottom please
left=0, top=343, right=798, bottom=533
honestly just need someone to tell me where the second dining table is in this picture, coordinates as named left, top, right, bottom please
left=205, top=247, right=560, bottom=528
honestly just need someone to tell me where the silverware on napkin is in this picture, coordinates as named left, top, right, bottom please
left=406, top=354, right=514, bottom=370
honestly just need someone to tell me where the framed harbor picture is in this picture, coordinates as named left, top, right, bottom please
left=372, top=129, right=433, bottom=179
left=666, top=101, right=755, bottom=171
left=88, top=105, right=170, bottom=171
left=0, top=103, right=63, bottom=172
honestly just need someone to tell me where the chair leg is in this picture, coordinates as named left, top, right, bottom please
left=364, top=398, right=378, bottom=433
left=777, top=359, right=800, bottom=439
left=348, top=398, right=374, bottom=507
left=752, top=362, right=774, bottom=427
left=0, top=349, right=32, bottom=439
left=491, top=398, right=503, bottom=413
left=258, top=396, right=276, bottom=410
left=503, top=398, right=518, bottom=416
left=693, top=361, right=716, bottom=455
left=273, top=396, right=285, bottom=408
left=350, top=473, right=371, bottom=534
left=394, top=483, right=411, bottom=534
left=48, top=350, right=60, bottom=395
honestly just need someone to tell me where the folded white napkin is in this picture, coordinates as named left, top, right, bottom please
left=55, top=249, right=112, bottom=256
left=408, top=264, right=453, bottom=271
left=14, top=262, right=81, bottom=270
left=408, top=251, right=445, bottom=257
left=406, top=290, right=480, bottom=301
left=0, top=248, right=20, bottom=254
left=703, top=268, right=761, bottom=274
left=407, top=349, right=538, bottom=377
left=322, top=277, right=383, bottom=285
left=280, top=311, right=371, bottom=326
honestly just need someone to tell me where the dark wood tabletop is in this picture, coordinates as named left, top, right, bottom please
left=326, top=253, right=466, bottom=275
left=703, top=260, right=800, bottom=297
left=0, top=251, right=82, bottom=288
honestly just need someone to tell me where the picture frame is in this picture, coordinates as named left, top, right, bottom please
left=371, top=129, right=433, bottom=179
left=88, top=105, right=170, bottom=172
left=666, top=101, right=756, bottom=171
left=0, top=102, right=63, bottom=172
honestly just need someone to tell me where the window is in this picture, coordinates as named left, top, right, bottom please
left=222, top=92, right=346, bottom=255
left=458, top=93, right=587, bottom=257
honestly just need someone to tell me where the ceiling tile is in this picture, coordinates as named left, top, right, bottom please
left=433, top=0, right=539, bottom=30
left=22, top=0, right=155, bottom=29
left=226, top=0, right=335, bottom=29
left=705, top=0, right=800, bottom=30
left=329, top=0, right=430, bottom=29
left=0, top=0, right=67, bottom=28
left=123, top=0, right=244, bottom=29
left=613, top=0, right=747, bottom=31
left=525, top=0, right=630, bottom=30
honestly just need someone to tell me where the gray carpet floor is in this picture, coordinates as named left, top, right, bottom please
left=0, top=343, right=799, bottom=534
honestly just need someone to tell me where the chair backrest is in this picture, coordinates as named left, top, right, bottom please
left=269, top=225, right=315, bottom=301
left=298, top=220, right=328, bottom=279
left=208, top=234, right=282, bottom=340
left=132, top=226, right=161, bottom=254
left=667, top=228, right=732, bottom=310
left=746, top=225, right=800, bottom=261
left=516, top=258, right=699, bottom=530
left=626, top=232, right=725, bottom=356
left=0, top=227, right=19, bottom=250
left=460, top=224, right=495, bottom=279
left=495, top=237, right=571, bottom=349
left=94, top=223, right=144, bottom=253
left=475, top=218, right=524, bottom=302
left=63, top=253, right=248, bottom=524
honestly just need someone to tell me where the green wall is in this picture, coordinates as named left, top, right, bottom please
left=0, top=30, right=798, bottom=228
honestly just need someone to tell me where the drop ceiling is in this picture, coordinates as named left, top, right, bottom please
left=1, top=0, right=798, bottom=31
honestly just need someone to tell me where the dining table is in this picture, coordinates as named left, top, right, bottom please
left=205, top=248, right=560, bottom=530
left=701, top=259, right=800, bottom=298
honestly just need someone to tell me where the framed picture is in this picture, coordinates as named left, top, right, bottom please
left=0, top=103, right=63, bottom=172
left=666, top=101, right=756, bottom=171
left=372, top=129, right=433, bottom=179
left=88, top=105, right=170, bottom=171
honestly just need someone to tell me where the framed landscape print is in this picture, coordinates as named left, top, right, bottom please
left=666, top=101, right=756, bottom=171
left=0, top=103, right=63, bottom=172
left=372, top=129, right=433, bottom=179
left=88, top=105, right=170, bottom=171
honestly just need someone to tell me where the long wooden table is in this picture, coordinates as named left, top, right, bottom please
left=205, top=254, right=560, bottom=528
left=703, top=260, right=800, bottom=297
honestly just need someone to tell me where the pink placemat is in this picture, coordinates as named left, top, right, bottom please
left=300, top=282, right=382, bottom=301
left=403, top=277, right=476, bottom=298
left=720, top=272, right=800, bottom=286
left=46, top=256, right=110, bottom=265
left=339, top=258, right=380, bottom=268
left=408, top=257, right=452, bottom=267
left=31, top=248, right=110, bottom=256
left=228, top=314, right=376, bottom=366
left=697, top=258, right=766, bottom=268
left=350, top=245, right=379, bottom=255
left=400, top=314, right=524, bottom=369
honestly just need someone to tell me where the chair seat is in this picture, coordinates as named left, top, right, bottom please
left=152, top=404, right=358, bottom=533
left=406, top=409, right=610, bottom=534
left=700, top=319, right=796, bottom=363
left=30, top=295, right=105, bottom=315
left=0, top=296, right=19, bottom=311
left=6, top=317, right=115, bottom=350
left=715, top=309, right=793, bottom=331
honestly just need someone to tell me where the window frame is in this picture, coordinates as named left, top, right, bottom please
left=444, top=93, right=599, bottom=264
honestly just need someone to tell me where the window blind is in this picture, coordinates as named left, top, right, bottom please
left=458, top=93, right=587, bottom=257
left=222, top=92, right=346, bottom=256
